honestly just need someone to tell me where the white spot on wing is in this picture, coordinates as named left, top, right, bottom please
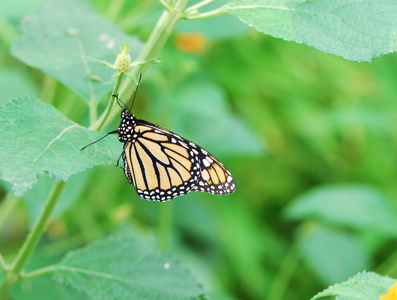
left=202, top=158, right=210, bottom=167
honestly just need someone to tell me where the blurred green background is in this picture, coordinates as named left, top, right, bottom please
left=1, top=0, right=397, bottom=299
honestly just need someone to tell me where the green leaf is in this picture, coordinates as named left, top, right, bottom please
left=11, top=0, right=144, bottom=101
left=0, top=97, right=120, bottom=196
left=299, top=224, right=370, bottom=285
left=224, top=0, right=397, bottom=62
left=311, top=271, right=395, bottom=300
left=52, top=236, right=205, bottom=300
left=11, top=273, right=87, bottom=300
left=0, top=0, right=48, bottom=20
left=284, top=184, right=397, bottom=237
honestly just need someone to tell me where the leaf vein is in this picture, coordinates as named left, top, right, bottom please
left=28, top=125, right=78, bottom=171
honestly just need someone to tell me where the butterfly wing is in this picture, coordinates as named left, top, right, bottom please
left=190, top=147, right=236, bottom=196
left=121, top=116, right=235, bottom=201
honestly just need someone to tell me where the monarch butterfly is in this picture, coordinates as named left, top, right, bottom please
left=82, top=81, right=236, bottom=201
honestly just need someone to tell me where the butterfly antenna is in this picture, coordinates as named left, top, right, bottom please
left=112, top=73, right=142, bottom=111
left=112, top=93, right=127, bottom=110
left=81, top=130, right=118, bottom=150
left=130, top=72, right=143, bottom=110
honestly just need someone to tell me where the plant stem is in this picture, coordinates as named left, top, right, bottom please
left=157, top=0, right=170, bottom=11
left=133, top=1, right=187, bottom=74
left=23, top=265, right=55, bottom=280
left=0, top=194, right=17, bottom=234
left=376, top=247, right=397, bottom=275
left=0, top=254, right=5, bottom=271
left=184, top=8, right=227, bottom=20
left=95, top=0, right=189, bottom=131
left=185, top=0, right=215, bottom=14
left=39, top=75, right=57, bottom=105
left=0, top=182, right=66, bottom=299
left=267, top=231, right=302, bottom=300
left=0, top=0, right=222, bottom=297
left=93, top=72, right=125, bottom=131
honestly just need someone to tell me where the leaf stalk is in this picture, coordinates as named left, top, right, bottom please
left=0, top=182, right=66, bottom=299
left=92, top=72, right=125, bottom=131
left=184, top=0, right=215, bottom=14
left=184, top=7, right=227, bottom=20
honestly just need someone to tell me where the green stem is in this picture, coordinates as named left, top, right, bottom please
left=267, top=232, right=302, bottom=300
left=93, top=72, right=125, bottom=131
left=157, top=0, right=170, bottom=11
left=185, top=0, right=215, bottom=14
left=39, top=75, right=57, bottom=105
left=133, top=2, right=187, bottom=74
left=94, top=0, right=189, bottom=131
left=23, top=265, right=55, bottom=280
left=376, top=248, right=397, bottom=275
left=0, top=182, right=66, bottom=299
left=158, top=202, right=173, bottom=252
left=0, top=194, right=17, bottom=234
left=0, top=254, right=5, bottom=271
left=184, top=8, right=227, bottom=20
left=0, top=273, right=17, bottom=300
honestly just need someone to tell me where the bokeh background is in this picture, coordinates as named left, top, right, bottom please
left=1, top=0, right=397, bottom=299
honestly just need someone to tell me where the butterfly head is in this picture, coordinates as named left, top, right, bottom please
left=118, top=109, right=136, bottom=143
left=120, top=108, right=133, bottom=119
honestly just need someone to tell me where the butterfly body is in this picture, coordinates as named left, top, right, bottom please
left=117, top=109, right=236, bottom=201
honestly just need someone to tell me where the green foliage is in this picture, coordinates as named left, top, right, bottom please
left=1, top=0, right=397, bottom=300
left=11, top=0, right=143, bottom=101
left=0, top=69, right=39, bottom=106
left=12, top=274, right=87, bottom=300
left=299, top=224, right=371, bottom=285
left=160, top=79, right=264, bottom=155
left=0, top=97, right=119, bottom=196
left=225, top=0, right=397, bottom=62
left=52, top=236, right=205, bottom=300
left=311, top=271, right=395, bottom=300
left=23, top=171, right=92, bottom=228
left=285, top=184, right=397, bottom=236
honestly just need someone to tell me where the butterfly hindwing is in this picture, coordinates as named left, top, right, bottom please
left=192, top=148, right=235, bottom=195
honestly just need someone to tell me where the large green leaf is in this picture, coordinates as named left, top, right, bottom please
left=11, top=0, right=143, bottom=101
left=11, top=273, right=87, bottom=300
left=311, top=271, right=395, bottom=300
left=52, top=236, right=205, bottom=300
left=224, top=0, right=397, bottom=62
left=0, top=0, right=48, bottom=21
left=0, top=97, right=121, bottom=196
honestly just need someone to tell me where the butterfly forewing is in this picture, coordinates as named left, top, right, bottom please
left=118, top=109, right=236, bottom=201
